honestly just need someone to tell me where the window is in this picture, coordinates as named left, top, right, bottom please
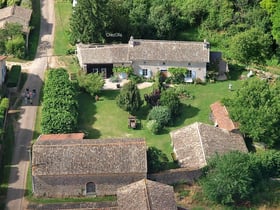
left=142, top=69, right=148, bottom=76
left=86, top=182, right=96, bottom=195
left=186, top=70, right=192, bottom=78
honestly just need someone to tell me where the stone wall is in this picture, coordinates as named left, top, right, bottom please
left=148, top=168, right=202, bottom=185
left=27, top=201, right=118, bottom=210
left=33, top=173, right=146, bottom=197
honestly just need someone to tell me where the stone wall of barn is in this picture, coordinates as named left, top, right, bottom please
left=32, top=173, right=146, bottom=197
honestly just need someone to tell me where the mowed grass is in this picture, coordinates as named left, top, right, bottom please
left=77, top=77, right=244, bottom=162
left=54, top=1, right=73, bottom=55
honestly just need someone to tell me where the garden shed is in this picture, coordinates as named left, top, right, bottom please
left=170, top=122, right=248, bottom=169
left=117, top=179, right=177, bottom=210
left=32, top=133, right=147, bottom=197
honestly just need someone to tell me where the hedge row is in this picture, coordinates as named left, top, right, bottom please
left=41, top=68, right=78, bottom=134
left=6, top=65, right=21, bottom=88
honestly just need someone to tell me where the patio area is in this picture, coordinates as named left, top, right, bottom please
left=103, top=79, right=153, bottom=90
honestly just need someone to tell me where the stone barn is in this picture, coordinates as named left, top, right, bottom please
left=170, top=122, right=248, bottom=169
left=31, top=133, right=147, bottom=197
left=117, top=179, right=177, bottom=210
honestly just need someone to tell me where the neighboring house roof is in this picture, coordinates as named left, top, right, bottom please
left=32, top=134, right=147, bottom=176
left=210, top=101, right=238, bottom=131
left=0, top=55, right=7, bottom=61
left=76, top=37, right=210, bottom=65
left=117, top=179, right=177, bottom=210
left=170, top=122, right=248, bottom=169
left=0, top=5, right=32, bottom=33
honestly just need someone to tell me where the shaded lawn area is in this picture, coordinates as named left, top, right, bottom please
left=54, top=1, right=73, bottom=55
left=77, top=78, right=244, bottom=163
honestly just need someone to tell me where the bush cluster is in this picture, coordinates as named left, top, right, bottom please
left=41, top=68, right=78, bottom=134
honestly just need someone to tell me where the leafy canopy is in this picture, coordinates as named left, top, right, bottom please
left=223, top=78, right=280, bottom=147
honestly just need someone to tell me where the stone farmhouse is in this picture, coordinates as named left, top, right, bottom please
left=31, top=133, right=147, bottom=197
left=0, top=56, right=7, bottom=86
left=170, top=122, right=248, bottom=169
left=117, top=179, right=177, bottom=210
left=76, top=36, right=210, bottom=82
left=0, top=5, right=32, bottom=48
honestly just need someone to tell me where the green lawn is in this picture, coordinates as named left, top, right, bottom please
left=77, top=77, right=244, bottom=163
left=54, top=1, right=73, bottom=55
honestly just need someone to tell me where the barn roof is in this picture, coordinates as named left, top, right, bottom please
left=32, top=135, right=147, bottom=176
left=76, top=37, right=210, bottom=65
left=117, top=179, right=177, bottom=210
left=170, top=122, right=248, bottom=169
left=0, top=5, right=32, bottom=33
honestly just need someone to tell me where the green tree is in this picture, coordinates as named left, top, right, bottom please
left=200, top=151, right=259, bottom=205
left=223, top=78, right=280, bottom=147
left=5, top=35, right=25, bottom=58
left=147, top=106, right=171, bottom=127
left=229, top=28, right=272, bottom=65
left=77, top=71, right=105, bottom=97
left=160, top=89, right=181, bottom=117
left=147, top=146, right=169, bottom=173
left=271, top=1, right=280, bottom=45
left=148, top=0, right=180, bottom=39
left=69, top=0, right=109, bottom=44
left=128, top=0, right=151, bottom=38
left=116, top=81, right=143, bottom=114
left=168, top=67, right=187, bottom=84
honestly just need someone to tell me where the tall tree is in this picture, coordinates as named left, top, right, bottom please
left=148, top=0, right=180, bottom=39
left=223, top=78, right=280, bottom=147
left=69, top=0, right=108, bottom=44
left=116, top=81, right=143, bottom=114
left=228, top=28, right=272, bottom=65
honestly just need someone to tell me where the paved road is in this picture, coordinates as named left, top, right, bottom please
left=5, top=0, right=55, bottom=209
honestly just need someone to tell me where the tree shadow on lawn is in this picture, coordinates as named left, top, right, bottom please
left=100, top=90, right=120, bottom=100
left=172, top=104, right=200, bottom=127
left=77, top=92, right=101, bottom=138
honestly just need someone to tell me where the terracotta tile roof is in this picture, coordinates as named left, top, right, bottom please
left=117, top=179, right=177, bottom=210
left=32, top=137, right=147, bottom=176
left=170, top=122, right=248, bottom=169
left=210, top=101, right=237, bottom=131
left=0, top=55, right=7, bottom=61
left=76, top=38, right=210, bottom=65
left=38, top=133, right=85, bottom=141
left=0, top=5, right=32, bottom=33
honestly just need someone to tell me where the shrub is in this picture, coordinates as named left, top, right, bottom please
left=129, top=73, right=144, bottom=84
left=0, top=98, right=9, bottom=110
left=168, top=67, right=187, bottom=84
left=146, top=120, right=161, bottom=134
left=147, top=106, right=171, bottom=127
left=160, top=88, right=181, bottom=117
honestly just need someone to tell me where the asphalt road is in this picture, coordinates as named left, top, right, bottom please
left=5, top=0, right=55, bottom=209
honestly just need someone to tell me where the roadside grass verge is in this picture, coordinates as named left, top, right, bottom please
left=54, top=1, right=73, bottom=55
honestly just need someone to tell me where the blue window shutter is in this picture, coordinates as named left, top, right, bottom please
left=147, top=69, right=152, bottom=78
left=139, top=69, right=143, bottom=76
left=192, top=71, right=196, bottom=79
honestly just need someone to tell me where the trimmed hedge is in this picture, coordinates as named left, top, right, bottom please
left=41, top=68, right=78, bottom=134
left=6, top=65, right=21, bottom=88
